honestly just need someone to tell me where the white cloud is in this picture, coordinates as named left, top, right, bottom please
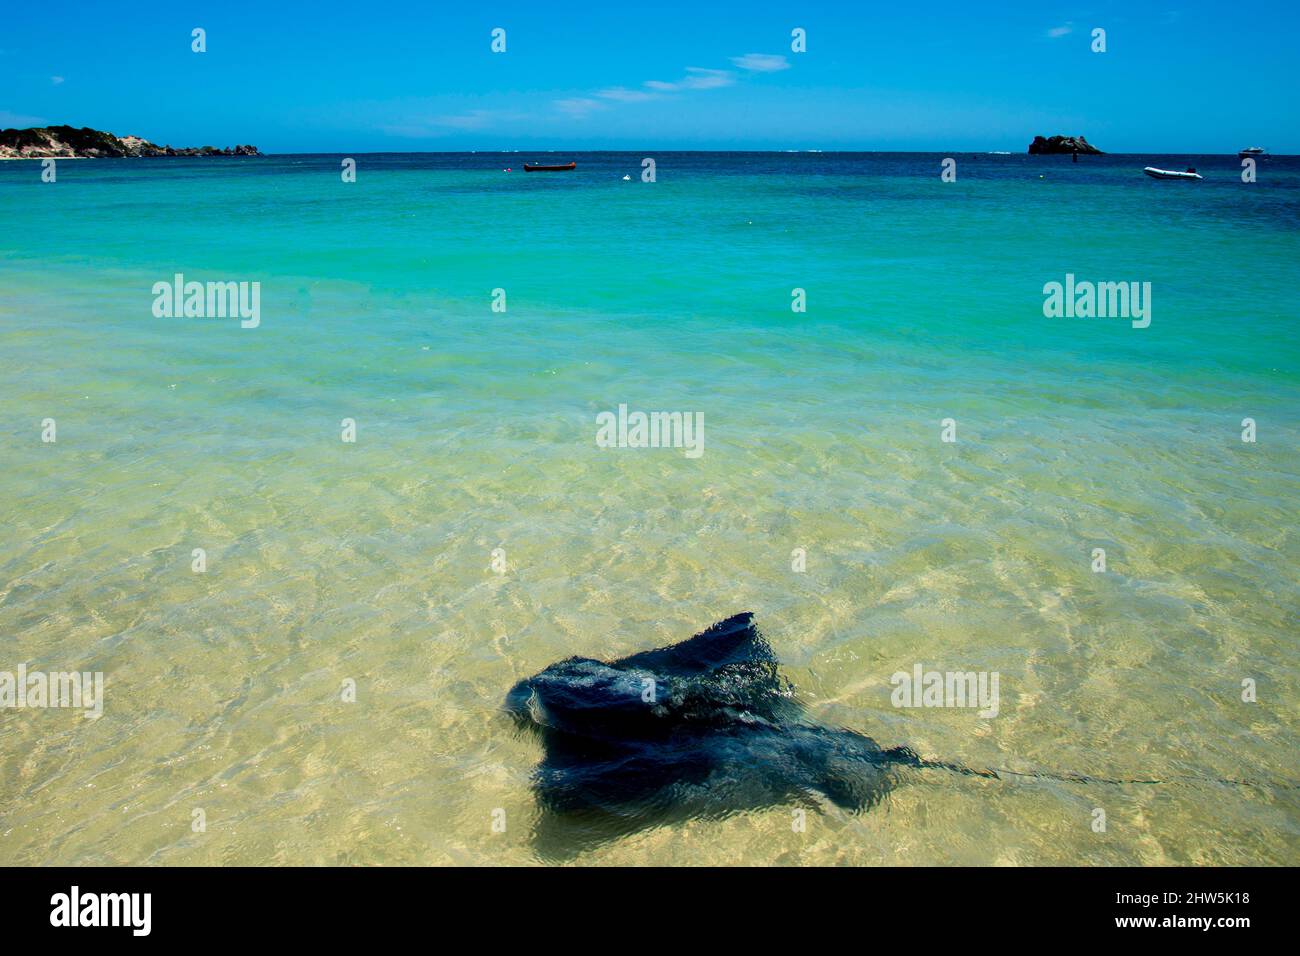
left=0, top=109, right=48, bottom=128
left=553, top=97, right=606, bottom=118
left=432, top=110, right=497, bottom=130
left=548, top=53, right=781, bottom=121
left=378, top=109, right=520, bottom=137
left=1046, top=23, right=1074, bottom=38
left=646, top=67, right=735, bottom=92
left=596, top=87, right=661, bottom=103
left=51, top=75, right=65, bottom=85
left=730, top=53, right=790, bottom=73
left=681, top=67, right=735, bottom=89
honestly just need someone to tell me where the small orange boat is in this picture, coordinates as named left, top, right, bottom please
left=523, top=162, right=575, bottom=172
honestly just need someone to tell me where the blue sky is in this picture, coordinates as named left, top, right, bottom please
left=2, top=1, right=1296, bottom=152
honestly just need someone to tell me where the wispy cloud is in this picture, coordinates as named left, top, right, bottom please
left=50, top=75, right=65, bottom=85
left=379, top=109, right=521, bottom=137
left=730, top=53, right=790, bottom=73
left=381, top=51, right=788, bottom=131
left=1046, top=23, right=1074, bottom=38
left=0, top=109, right=49, bottom=128
left=431, top=110, right=498, bottom=130
left=555, top=64, right=746, bottom=120
left=644, top=67, right=735, bottom=92
left=596, top=87, right=662, bottom=103
left=553, top=97, right=606, bottom=118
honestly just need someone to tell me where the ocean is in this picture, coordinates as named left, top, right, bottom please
left=1, top=151, right=1296, bottom=864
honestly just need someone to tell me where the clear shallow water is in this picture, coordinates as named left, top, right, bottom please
left=0, top=151, right=1296, bottom=865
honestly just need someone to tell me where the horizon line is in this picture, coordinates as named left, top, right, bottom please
left=254, top=148, right=1290, bottom=156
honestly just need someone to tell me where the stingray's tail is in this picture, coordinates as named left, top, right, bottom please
left=883, top=746, right=1000, bottom=780
left=882, top=746, right=1294, bottom=791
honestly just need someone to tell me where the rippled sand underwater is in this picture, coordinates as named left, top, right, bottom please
left=0, top=153, right=1297, bottom=864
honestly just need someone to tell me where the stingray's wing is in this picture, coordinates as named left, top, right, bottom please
left=528, top=725, right=819, bottom=860
left=612, top=612, right=773, bottom=676
left=614, top=613, right=800, bottom=724
left=787, top=724, right=899, bottom=811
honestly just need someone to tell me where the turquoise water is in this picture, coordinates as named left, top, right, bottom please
left=1, top=152, right=1297, bottom=865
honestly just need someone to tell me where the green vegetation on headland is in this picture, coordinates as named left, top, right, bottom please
left=0, top=125, right=259, bottom=159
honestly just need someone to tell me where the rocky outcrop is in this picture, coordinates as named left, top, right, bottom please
left=1027, top=135, right=1103, bottom=155
left=0, top=125, right=260, bottom=159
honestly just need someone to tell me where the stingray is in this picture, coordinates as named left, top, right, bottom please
left=505, top=612, right=1285, bottom=859
left=503, top=612, right=983, bottom=857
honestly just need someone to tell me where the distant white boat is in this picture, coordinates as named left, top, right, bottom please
left=1238, top=146, right=1268, bottom=158
left=1144, top=166, right=1202, bottom=180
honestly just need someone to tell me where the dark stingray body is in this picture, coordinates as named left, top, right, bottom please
left=505, top=613, right=918, bottom=855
